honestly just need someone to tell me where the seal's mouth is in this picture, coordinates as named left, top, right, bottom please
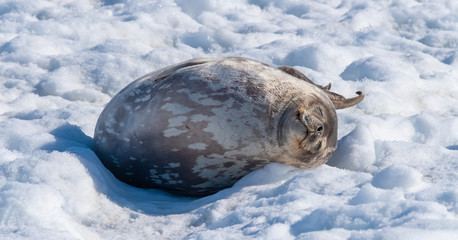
left=277, top=106, right=309, bottom=147
left=277, top=104, right=297, bottom=146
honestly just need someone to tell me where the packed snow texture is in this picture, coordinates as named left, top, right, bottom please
left=1, top=0, right=458, bottom=239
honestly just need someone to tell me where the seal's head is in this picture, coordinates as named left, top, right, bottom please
left=277, top=95, right=337, bottom=168
left=276, top=66, right=364, bottom=168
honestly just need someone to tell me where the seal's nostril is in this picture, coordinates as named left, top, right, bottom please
left=317, top=125, right=323, bottom=132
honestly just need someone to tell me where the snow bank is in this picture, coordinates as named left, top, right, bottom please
left=1, top=0, right=458, bottom=239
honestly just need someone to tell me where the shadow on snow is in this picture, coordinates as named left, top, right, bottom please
left=42, top=123, right=236, bottom=215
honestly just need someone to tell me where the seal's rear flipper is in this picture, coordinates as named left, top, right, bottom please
left=277, top=66, right=364, bottom=109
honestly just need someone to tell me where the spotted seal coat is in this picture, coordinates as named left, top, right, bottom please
left=93, top=57, right=364, bottom=196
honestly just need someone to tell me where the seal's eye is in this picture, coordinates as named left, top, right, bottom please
left=316, top=106, right=324, bottom=118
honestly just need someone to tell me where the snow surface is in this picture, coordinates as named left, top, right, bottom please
left=1, top=0, right=458, bottom=239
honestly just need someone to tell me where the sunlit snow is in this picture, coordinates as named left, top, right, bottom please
left=1, top=0, right=457, bottom=239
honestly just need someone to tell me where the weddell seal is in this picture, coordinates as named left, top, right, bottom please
left=93, top=57, right=364, bottom=196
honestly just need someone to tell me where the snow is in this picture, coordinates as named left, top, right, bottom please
left=1, top=0, right=458, bottom=239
